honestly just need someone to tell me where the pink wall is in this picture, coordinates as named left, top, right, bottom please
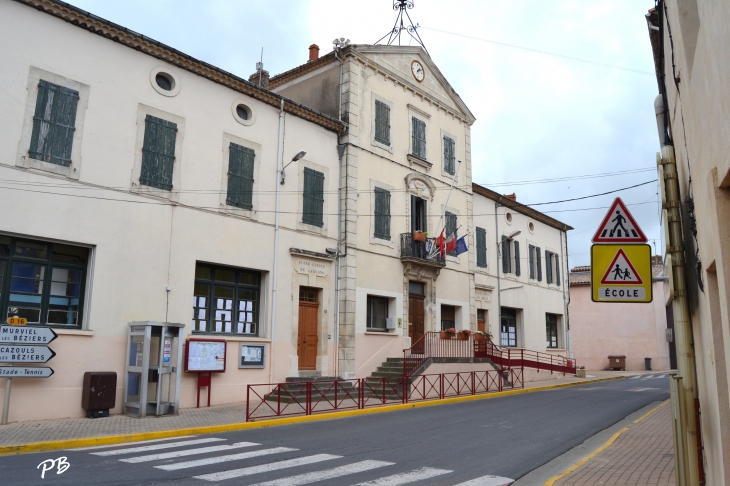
left=570, top=281, right=671, bottom=371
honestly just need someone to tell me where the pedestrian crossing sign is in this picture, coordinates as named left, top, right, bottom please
left=592, top=198, right=648, bottom=243
left=591, top=244, right=652, bottom=303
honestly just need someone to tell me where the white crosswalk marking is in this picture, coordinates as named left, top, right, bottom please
left=155, top=447, right=298, bottom=471
left=194, top=453, right=341, bottom=482
left=247, top=460, right=394, bottom=486
left=119, top=441, right=259, bottom=463
left=629, top=376, right=641, bottom=379
left=643, top=375, right=654, bottom=379
left=349, top=466, right=452, bottom=485
left=452, top=475, right=514, bottom=485
left=91, top=437, right=225, bottom=456
left=68, top=436, right=198, bottom=451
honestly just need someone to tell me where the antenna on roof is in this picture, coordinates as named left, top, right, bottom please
left=374, top=0, right=428, bottom=54
left=256, top=47, right=264, bottom=87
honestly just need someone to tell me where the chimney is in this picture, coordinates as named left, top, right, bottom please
left=504, top=193, right=517, bottom=201
left=248, top=69, right=270, bottom=90
left=308, top=44, right=320, bottom=62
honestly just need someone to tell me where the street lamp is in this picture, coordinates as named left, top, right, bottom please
left=280, top=151, right=306, bottom=185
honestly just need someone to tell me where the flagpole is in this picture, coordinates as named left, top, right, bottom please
left=429, top=160, right=461, bottom=259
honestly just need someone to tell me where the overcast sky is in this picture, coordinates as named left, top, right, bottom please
left=67, top=0, right=661, bottom=267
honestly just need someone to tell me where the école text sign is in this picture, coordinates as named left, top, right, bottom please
left=0, top=366, right=54, bottom=378
left=0, top=325, right=58, bottom=344
left=591, top=245, right=652, bottom=303
left=0, top=345, right=56, bottom=363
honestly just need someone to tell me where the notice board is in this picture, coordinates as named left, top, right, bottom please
left=184, top=338, right=226, bottom=373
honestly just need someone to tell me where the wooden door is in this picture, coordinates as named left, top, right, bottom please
left=409, top=294, right=425, bottom=354
left=297, top=288, right=319, bottom=370
left=477, top=309, right=486, bottom=333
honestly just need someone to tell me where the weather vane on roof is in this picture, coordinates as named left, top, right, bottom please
left=375, top=0, right=428, bottom=54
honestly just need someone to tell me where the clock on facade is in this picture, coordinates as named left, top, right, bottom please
left=411, top=60, right=425, bottom=82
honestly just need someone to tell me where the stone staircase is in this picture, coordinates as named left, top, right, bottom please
left=264, top=376, right=358, bottom=404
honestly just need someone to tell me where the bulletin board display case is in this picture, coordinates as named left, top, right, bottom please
left=184, top=338, right=226, bottom=373
left=239, top=343, right=265, bottom=369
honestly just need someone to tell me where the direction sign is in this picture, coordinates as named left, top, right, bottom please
left=0, top=366, right=54, bottom=378
left=591, top=244, right=652, bottom=303
left=592, top=198, right=648, bottom=243
left=0, top=345, right=56, bottom=363
left=0, top=325, right=58, bottom=344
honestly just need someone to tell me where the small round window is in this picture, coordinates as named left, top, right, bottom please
left=231, top=99, right=256, bottom=126
left=236, top=104, right=250, bottom=120
left=528, top=222, right=535, bottom=232
left=505, top=212, right=513, bottom=223
left=155, top=73, right=173, bottom=91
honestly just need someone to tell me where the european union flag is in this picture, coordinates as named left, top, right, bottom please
left=455, top=235, right=468, bottom=255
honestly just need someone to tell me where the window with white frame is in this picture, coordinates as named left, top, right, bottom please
left=411, top=117, right=426, bottom=159
left=545, top=250, right=561, bottom=286
left=528, top=244, right=543, bottom=281
left=546, top=313, right=559, bottom=348
left=501, top=236, right=521, bottom=276
left=367, top=295, right=389, bottom=331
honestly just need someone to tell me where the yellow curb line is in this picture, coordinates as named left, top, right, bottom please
left=0, top=374, right=630, bottom=456
left=543, top=399, right=670, bottom=486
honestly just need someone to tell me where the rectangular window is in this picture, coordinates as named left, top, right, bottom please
left=0, top=235, right=88, bottom=328
left=302, top=167, right=325, bottom=227
left=441, top=304, right=456, bottom=331
left=500, top=307, right=517, bottom=347
left=140, top=114, right=177, bottom=191
left=502, top=235, right=511, bottom=274
left=528, top=245, right=535, bottom=279
left=546, top=250, right=554, bottom=284
left=29, top=80, right=79, bottom=167
left=476, top=227, right=487, bottom=268
left=374, top=101, right=391, bottom=146
left=445, top=212, right=457, bottom=256
left=374, top=187, right=391, bottom=240
left=193, top=263, right=261, bottom=335
left=226, top=143, right=255, bottom=209
left=411, top=117, right=426, bottom=159
left=367, top=296, right=389, bottom=331
left=443, top=136, right=455, bottom=175
left=546, top=314, right=558, bottom=348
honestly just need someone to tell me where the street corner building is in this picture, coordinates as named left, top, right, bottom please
left=0, top=0, right=571, bottom=423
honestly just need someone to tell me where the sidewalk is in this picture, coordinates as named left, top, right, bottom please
left=0, top=370, right=646, bottom=450
left=550, top=400, right=674, bottom=486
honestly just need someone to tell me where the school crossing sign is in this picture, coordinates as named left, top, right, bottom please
left=590, top=198, right=652, bottom=303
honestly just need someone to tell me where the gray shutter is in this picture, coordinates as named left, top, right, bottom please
left=528, top=245, right=535, bottom=279
left=546, top=250, right=553, bottom=284
left=443, top=136, right=455, bottom=175
left=446, top=212, right=457, bottom=256
left=374, top=187, right=391, bottom=240
left=140, top=115, right=177, bottom=191
left=502, top=235, right=510, bottom=274
left=303, top=167, right=325, bottom=227
left=29, top=80, right=79, bottom=167
left=412, top=117, right=426, bottom=158
left=375, top=101, right=390, bottom=145
left=514, top=241, right=521, bottom=276
left=226, top=143, right=254, bottom=209
left=555, top=255, right=561, bottom=286
left=536, top=247, right=542, bottom=281
left=476, top=227, right=487, bottom=268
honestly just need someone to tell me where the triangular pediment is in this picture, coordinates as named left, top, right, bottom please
left=353, top=45, right=475, bottom=124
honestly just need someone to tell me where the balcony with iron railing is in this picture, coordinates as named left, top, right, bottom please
left=399, top=233, right=446, bottom=268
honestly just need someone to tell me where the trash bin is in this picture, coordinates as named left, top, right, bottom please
left=82, top=372, right=117, bottom=418
left=608, top=355, right=626, bottom=371
left=645, top=357, right=652, bottom=371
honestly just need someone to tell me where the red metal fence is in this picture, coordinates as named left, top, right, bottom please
left=246, top=369, right=517, bottom=421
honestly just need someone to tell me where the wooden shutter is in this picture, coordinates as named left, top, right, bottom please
left=476, top=227, right=487, bottom=268
left=375, top=101, right=390, bottom=145
left=412, top=117, right=426, bottom=158
left=528, top=245, right=535, bottom=279
left=140, top=115, right=177, bottom=191
left=29, top=80, right=79, bottom=167
left=514, top=240, right=521, bottom=276
left=226, top=143, right=254, bottom=209
left=374, top=187, right=391, bottom=240
left=555, top=255, right=561, bottom=286
left=303, top=167, right=325, bottom=227
left=502, top=235, right=510, bottom=273
left=536, top=247, right=542, bottom=281
left=443, top=136, right=455, bottom=175
left=446, top=212, right=457, bottom=256
left=546, top=250, right=553, bottom=284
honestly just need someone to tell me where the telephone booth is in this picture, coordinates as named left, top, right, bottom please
left=124, top=321, right=184, bottom=417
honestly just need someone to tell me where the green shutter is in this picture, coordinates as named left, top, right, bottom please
left=29, top=80, right=79, bottom=167
left=445, top=212, right=457, bottom=256
left=555, top=255, right=561, bottom=286
left=546, top=250, right=553, bottom=284
left=412, top=117, right=426, bottom=158
left=476, top=227, right=487, bottom=268
left=536, top=247, right=542, bottom=281
left=375, top=101, right=390, bottom=145
left=374, top=187, right=391, bottom=240
left=226, top=143, right=254, bottom=209
left=502, top=235, right=510, bottom=273
left=514, top=240, right=521, bottom=276
left=140, top=115, right=177, bottom=191
left=528, top=245, right=535, bottom=279
left=443, top=136, right=455, bottom=175
left=303, top=167, right=325, bottom=227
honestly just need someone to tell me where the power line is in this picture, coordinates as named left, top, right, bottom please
left=525, top=180, right=656, bottom=207
left=476, top=167, right=656, bottom=188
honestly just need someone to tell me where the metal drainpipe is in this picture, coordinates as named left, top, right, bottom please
left=268, top=98, right=285, bottom=384
left=333, top=47, right=345, bottom=378
left=560, top=229, right=572, bottom=359
left=494, top=199, right=501, bottom=338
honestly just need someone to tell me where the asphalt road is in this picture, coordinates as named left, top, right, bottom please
left=0, top=375, right=670, bottom=485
